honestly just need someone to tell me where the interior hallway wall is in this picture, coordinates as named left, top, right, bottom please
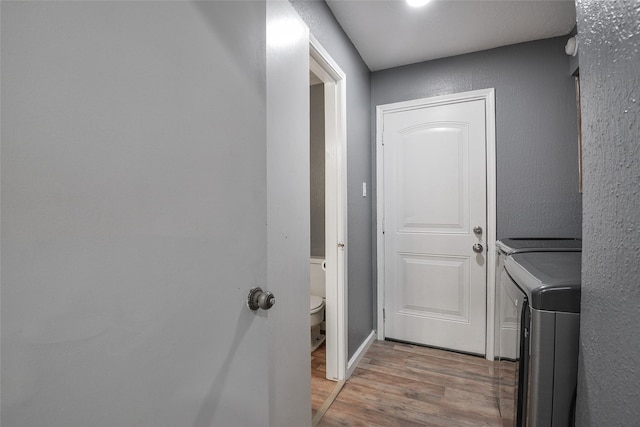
left=372, top=36, right=582, bottom=241
left=575, top=0, right=640, bottom=425
left=290, top=0, right=374, bottom=358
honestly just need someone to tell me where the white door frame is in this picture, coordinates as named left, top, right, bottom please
left=376, top=88, right=497, bottom=360
left=310, top=35, right=348, bottom=379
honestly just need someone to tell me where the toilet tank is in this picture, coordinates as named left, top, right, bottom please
left=310, top=257, right=326, bottom=298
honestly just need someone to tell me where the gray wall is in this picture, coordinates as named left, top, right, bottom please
left=290, top=0, right=374, bottom=358
left=310, top=83, right=326, bottom=258
left=372, top=36, right=583, bottom=241
left=575, top=0, right=640, bottom=425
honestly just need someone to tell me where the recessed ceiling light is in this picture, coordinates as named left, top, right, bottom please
left=406, top=0, right=431, bottom=7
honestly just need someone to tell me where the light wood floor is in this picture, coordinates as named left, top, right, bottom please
left=315, top=340, right=502, bottom=427
left=311, top=343, right=339, bottom=419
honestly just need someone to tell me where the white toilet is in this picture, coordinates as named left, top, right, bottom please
left=310, top=257, right=326, bottom=352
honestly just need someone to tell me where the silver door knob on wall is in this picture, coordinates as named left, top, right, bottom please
left=473, top=226, right=483, bottom=235
left=247, top=287, right=276, bottom=311
left=472, top=243, right=484, bottom=253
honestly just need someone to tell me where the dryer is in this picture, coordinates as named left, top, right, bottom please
left=494, top=238, right=581, bottom=425
left=503, top=251, right=581, bottom=427
left=495, top=239, right=581, bottom=359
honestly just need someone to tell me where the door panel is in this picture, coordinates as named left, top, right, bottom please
left=383, top=99, right=487, bottom=355
left=266, top=2, right=311, bottom=425
left=398, top=254, right=469, bottom=321
left=398, top=125, right=469, bottom=232
left=1, top=2, right=309, bottom=426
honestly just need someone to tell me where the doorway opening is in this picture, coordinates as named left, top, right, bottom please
left=309, top=36, right=348, bottom=381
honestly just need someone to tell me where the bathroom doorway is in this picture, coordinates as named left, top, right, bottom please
left=309, top=36, right=347, bottom=382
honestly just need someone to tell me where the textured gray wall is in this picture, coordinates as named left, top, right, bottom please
left=310, top=84, right=326, bottom=258
left=290, top=0, right=374, bottom=358
left=372, top=36, right=583, bottom=240
left=575, top=1, right=640, bottom=425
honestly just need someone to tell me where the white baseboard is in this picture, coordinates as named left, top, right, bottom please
left=346, top=330, right=376, bottom=379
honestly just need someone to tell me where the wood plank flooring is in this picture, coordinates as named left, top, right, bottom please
left=316, top=340, right=502, bottom=427
left=312, top=343, right=340, bottom=420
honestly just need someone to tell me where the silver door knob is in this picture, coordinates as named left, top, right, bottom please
left=247, top=287, right=276, bottom=311
left=473, top=226, right=483, bottom=235
left=472, top=243, right=484, bottom=253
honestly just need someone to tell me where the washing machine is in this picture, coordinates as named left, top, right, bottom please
left=503, top=251, right=581, bottom=427
left=494, top=238, right=581, bottom=425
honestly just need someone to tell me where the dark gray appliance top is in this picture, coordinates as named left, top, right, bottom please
left=505, top=252, right=582, bottom=313
left=496, top=238, right=582, bottom=255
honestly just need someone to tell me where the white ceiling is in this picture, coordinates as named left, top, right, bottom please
left=325, top=0, right=576, bottom=71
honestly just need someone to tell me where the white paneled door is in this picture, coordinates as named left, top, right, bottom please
left=382, top=96, right=488, bottom=355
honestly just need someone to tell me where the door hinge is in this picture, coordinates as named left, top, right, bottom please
left=382, top=218, right=385, bottom=234
left=383, top=308, right=386, bottom=321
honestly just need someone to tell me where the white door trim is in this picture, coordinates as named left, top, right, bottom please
left=310, top=35, right=348, bottom=379
left=376, top=88, right=497, bottom=360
